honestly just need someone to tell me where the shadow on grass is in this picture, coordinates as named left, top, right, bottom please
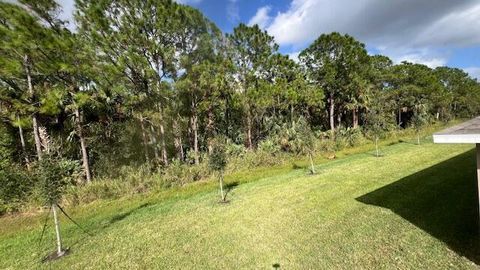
left=292, top=163, right=305, bottom=170
left=356, top=149, right=480, bottom=265
left=224, top=181, right=239, bottom=200
left=104, top=202, right=152, bottom=227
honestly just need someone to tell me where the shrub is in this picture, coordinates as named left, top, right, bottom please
left=162, top=159, right=210, bottom=187
left=0, top=167, right=32, bottom=214
left=63, top=164, right=157, bottom=205
left=258, top=138, right=281, bottom=154
left=271, top=117, right=317, bottom=154
left=335, top=127, right=366, bottom=150
left=225, top=142, right=246, bottom=157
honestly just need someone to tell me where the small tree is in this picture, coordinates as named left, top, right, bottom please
left=292, top=117, right=317, bottom=174
left=411, top=103, right=429, bottom=145
left=365, top=95, right=394, bottom=157
left=36, top=153, right=80, bottom=259
left=208, top=137, right=228, bottom=202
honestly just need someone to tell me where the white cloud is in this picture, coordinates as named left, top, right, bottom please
left=227, top=0, right=240, bottom=23
left=394, top=54, right=447, bottom=69
left=380, top=48, right=449, bottom=68
left=176, top=0, right=203, bottom=4
left=264, top=0, right=480, bottom=68
left=248, top=6, right=272, bottom=29
left=58, top=0, right=75, bottom=28
left=414, top=4, right=480, bottom=47
left=465, top=67, right=480, bottom=80
left=266, top=0, right=480, bottom=48
left=287, top=51, right=300, bottom=62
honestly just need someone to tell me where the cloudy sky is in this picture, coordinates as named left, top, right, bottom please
left=57, top=0, right=480, bottom=79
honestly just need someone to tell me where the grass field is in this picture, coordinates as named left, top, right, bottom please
left=1, top=137, right=479, bottom=269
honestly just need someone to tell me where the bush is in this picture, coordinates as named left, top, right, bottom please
left=334, top=127, right=366, bottom=150
left=225, top=142, right=246, bottom=157
left=0, top=167, right=32, bottom=214
left=271, top=117, right=316, bottom=154
left=258, top=138, right=281, bottom=154
left=162, top=159, right=210, bottom=187
left=63, top=164, right=157, bottom=205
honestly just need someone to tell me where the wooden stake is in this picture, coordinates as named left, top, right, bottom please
left=52, top=204, right=62, bottom=255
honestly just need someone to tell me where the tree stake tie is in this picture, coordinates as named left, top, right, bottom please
left=56, top=204, right=93, bottom=237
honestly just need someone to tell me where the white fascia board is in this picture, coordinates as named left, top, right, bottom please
left=433, top=134, right=480, bottom=144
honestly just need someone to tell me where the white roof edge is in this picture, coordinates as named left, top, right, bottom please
left=433, top=134, right=480, bottom=144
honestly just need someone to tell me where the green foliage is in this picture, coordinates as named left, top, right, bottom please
left=0, top=123, right=14, bottom=168
left=225, top=142, right=247, bottom=157
left=34, top=154, right=81, bottom=205
left=162, top=159, right=210, bottom=187
left=258, top=139, right=281, bottom=154
left=335, top=127, right=366, bottom=148
left=208, top=137, right=228, bottom=172
left=411, top=103, right=430, bottom=131
left=0, top=124, right=31, bottom=214
left=63, top=164, right=157, bottom=205
left=365, top=94, right=396, bottom=141
left=271, top=117, right=316, bottom=155
left=300, top=32, right=369, bottom=130
left=0, top=166, right=31, bottom=214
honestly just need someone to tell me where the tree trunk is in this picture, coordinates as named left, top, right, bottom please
left=246, top=109, right=253, bottom=150
left=192, top=112, right=199, bottom=165
left=139, top=115, right=149, bottom=163
left=74, top=108, right=91, bottom=183
left=352, top=108, right=358, bottom=129
left=206, top=106, right=214, bottom=154
left=32, top=116, right=43, bottom=160
left=52, top=204, right=63, bottom=255
left=158, top=106, right=168, bottom=165
left=17, top=115, right=30, bottom=167
left=38, top=126, right=50, bottom=154
left=417, top=133, right=420, bottom=145
left=290, top=104, right=295, bottom=126
left=225, top=97, right=230, bottom=138
left=398, top=108, right=402, bottom=127
left=24, top=54, right=43, bottom=160
left=173, top=118, right=184, bottom=161
left=179, top=136, right=184, bottom=161
left=153, top=59, right=168, bottom=165
left=329, top=93, right=335, bottom=131
left=309, top=152, right=315, bottom=174
left=337, top=111, right=342, bottom=129
left=149, top=125, right=160, bottom=161
left=219, top=172, right=225, bottom=202
left=375, top=136, right=379, bottom=157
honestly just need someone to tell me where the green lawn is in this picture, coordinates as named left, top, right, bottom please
left=1, top=139, right=479, bottom=269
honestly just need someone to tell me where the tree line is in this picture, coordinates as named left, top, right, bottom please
left=1, top=0, right=480, bottom=201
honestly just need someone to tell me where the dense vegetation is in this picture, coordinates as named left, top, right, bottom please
left=1, top=0, right=480, bottom=214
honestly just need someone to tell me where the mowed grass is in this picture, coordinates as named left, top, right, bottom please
left=1, top=138, right=479, bottom=269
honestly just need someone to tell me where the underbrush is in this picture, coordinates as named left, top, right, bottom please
left=0, top=122, right=457, bottom=215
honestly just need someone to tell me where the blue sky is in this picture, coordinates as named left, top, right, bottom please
left=58, top=0, right=480, bottom=79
